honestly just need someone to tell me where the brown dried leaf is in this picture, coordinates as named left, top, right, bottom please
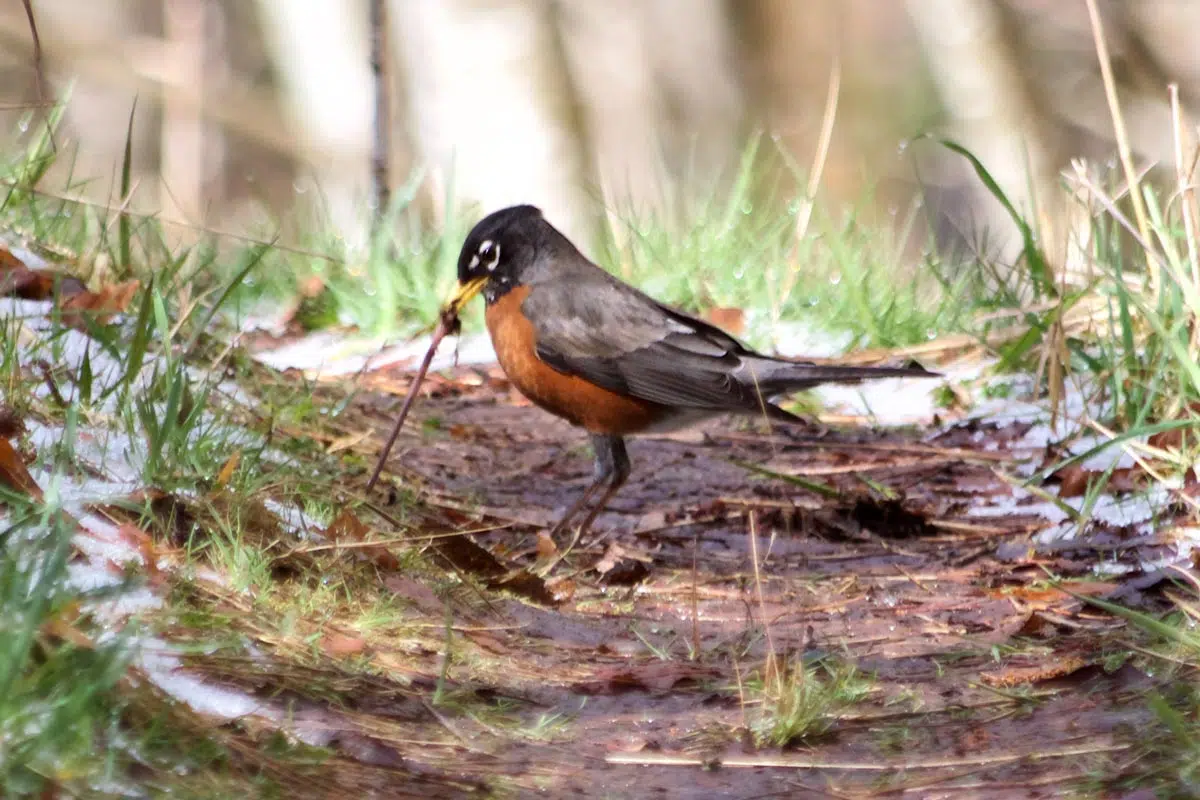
left=703, top=307, right=745, bottom=336
left=0, top=246, right=138, bottom=327
left=463, top=630, right=509, bottom=654
left=433, top=534, right=505, bottom=578
left=979, top=655, right=1089, bottom=688
left=117, top=522, right=163, bottom=580
left=544, top=575, right=577, bottom=602
left=0, top=244, right=24, bottom=271
left=1149, top=403, right=1200, bottom=450
left=599, top=559, right=650, bottom=586
left=0, top=260, right=77, bottom=300
left=593, top=542, right=626, bottom=574
left=604, top=736, right=654, bottom=754
left=1055, top=465, right=1092, bottom=498
left=214, top=450, right=241, bottom=489
left=0, top=406, right=24, bottom=438
left=1013, top=612, right=1049, bottom=637
left=0, top=437, right=42, bottom=501
left=447, top=423, right=486, bottom=441
left=321, top=632, right=368, bottom=656
left=325, top=509, right=399, bottom=570
left=60, top=278, right=140, bottom=322
left=998, top=581, right=1119, bottom=610
left=383, top=576, right=443, bottom=615
left=489, top=569, right=560, bottom=606
left=535, top=531, right=558, bottom=560
left=325, top=429, right=371, bottom=454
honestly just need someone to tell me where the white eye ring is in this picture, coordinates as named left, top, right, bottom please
left=478, top=239, right=501, bottom=272
left=468, top=254, right=480, bottom=269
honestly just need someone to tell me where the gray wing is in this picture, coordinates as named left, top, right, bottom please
left=521, top=274, right=772, bottom=412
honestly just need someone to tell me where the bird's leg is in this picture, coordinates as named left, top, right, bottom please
left=546, top=434, right=630, bottom=544
left=572, top=435, right=630, bottom=539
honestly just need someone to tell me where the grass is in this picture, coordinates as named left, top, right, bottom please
left=593, top=137, right=971, bottom=351
left=0, top=490, right=129, bottom=795
left=0, top=480, right=307, bottom=797
left=745, top=655, right=872, bottom=747
left=1062, top=582, right=1200, bottom=794
left=930, top=58, right=1200, bottom=793
left=5, top=79, right=1200, bottom=795
left=0, top=108, right=447, bottom=794
left=195, top=136, right=977, bottom=352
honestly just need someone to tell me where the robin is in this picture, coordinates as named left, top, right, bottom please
left=447, top=204, right=936, bottom=539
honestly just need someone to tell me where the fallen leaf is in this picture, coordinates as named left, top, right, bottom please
left=433, top=534, right=506, bottom=578
left=447, top=423, right=486, bottom=441
left=544, top=575, right=577, bottom=602
left=1014, top=612, right=1050, bottom=637
left=594, top=542, right=626, bottom=574
left=599, top=559, right=650, bottom=586
left=535, top=532, right=558, bottom=560
left=326, top=429, right=371, bottom=454
left=463, top=630, right=509, bottom=654
left=0, top=244, right=139, bottom=326
left=605, top=736, right=654, bottom=754
left=0, top=406, right=24, bottom=438
left=1055, top=465, right=1141, bottom=498
left=958, top=724, right=990, bottom=751
left=321, top=632, right=368, bottom=656
left=980, top=656, right=1089, bottom=688
left=325, top=509, right=399, bottom=570
left=61, top=278, right=140, bottom=322
left=383, top=575, right=443, bottom=615
left=704, top=307, right=745, bottom=336
left=489, top=569, right=560, bottom=606
left=1149, top=403, right=1200, bottom=450
left=997, top=581, right=1119, bottom=610
left=0, top=244, right=24, bottom=271
left=1055, top=465, right=1091, bottom=498
left=0, top=437, right=42, bottom=501
left=215, top=450, right=241, bottom=488
left=117, top=523, right=162, bottom=579
left=0, top=262, right=77, bottom=300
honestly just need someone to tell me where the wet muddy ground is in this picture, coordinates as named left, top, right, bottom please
left=332, top=363, right=1162, bottom=798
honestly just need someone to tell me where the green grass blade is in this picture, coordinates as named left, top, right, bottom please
left=184, top=241, right=271, bottom=356
left=938, top=138, right=1054, bottom=298
left=78, top=343, right=93, bottom=404
left=118, top=97, right=137, bottom=276
left=116, top=278, right=155, bottom=404
left=733, top=459, right=841, bottom=499
left=1030, top=419, right=1195, bottom=484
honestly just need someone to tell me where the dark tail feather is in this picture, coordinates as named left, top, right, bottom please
left=756, top=359, right=939, bottom=394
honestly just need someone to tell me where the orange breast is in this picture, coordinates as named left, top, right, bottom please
left=485, top=285, right=665, bottom=435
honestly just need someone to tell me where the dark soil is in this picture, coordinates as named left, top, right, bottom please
left=324, top=364, right=1162, bottom=798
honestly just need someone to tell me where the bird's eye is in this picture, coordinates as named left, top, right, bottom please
left=477, top=239, right=501, bottom=272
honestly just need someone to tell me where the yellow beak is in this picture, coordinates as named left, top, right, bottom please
left=446, top=276, right=488, bottom=316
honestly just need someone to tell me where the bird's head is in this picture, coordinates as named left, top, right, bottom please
left=448, top=204, right=545, bottom=314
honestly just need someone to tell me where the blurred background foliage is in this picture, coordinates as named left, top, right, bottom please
left=0, top=0, right=1196, bottom=273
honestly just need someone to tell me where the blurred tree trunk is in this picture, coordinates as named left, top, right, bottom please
left=393, top=0, right=742, bottom=244
left=161, top=0, right=212, bottom=226
left=555, top=0, right=742, bottom=219
left=30, top=0, right=162, bottom=210
left=906, top=0, right=1062, bottom=269
left=392, top=0, right=591, bottom=241
left=736, top=0, right=841, bottom=182
left=255, top=0, right=372, bottom=245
